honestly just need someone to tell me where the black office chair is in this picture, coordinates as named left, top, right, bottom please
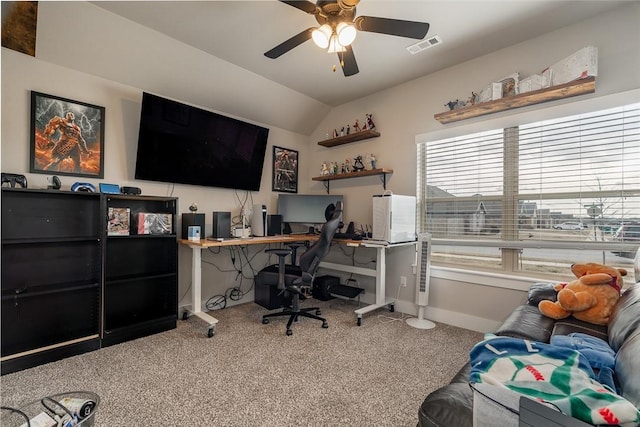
left=260, top=201, right=343, bottom=336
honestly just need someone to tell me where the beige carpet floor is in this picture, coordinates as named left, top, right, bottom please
left=1, top=299, right=482, bottom=426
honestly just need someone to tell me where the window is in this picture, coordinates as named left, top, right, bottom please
left=417, top=103, right=640, bottom=282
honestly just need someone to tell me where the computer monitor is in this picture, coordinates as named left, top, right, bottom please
left=277, top=194, right=344, bottom=229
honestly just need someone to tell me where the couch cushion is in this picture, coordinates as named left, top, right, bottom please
left=608, top=283, right=640, bottom=352
left=615, top=329, right=640, bottom=408
left=417, top=383, right=473, bottom=427
left=495, top=304, right=555, bottom=342
left=551, top=318, right=608, bottom=342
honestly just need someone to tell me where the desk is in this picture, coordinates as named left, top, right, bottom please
left=180, top=236, right=416, bottom=335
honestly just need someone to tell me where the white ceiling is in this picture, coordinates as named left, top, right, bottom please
left=92, top=0, right=625, bottom=107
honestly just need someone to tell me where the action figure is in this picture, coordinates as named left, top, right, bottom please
left=353, top=156, right=365, bottom=172
left=43, top=111, right=92, bottom=173
left=353, top=119, right=361, bottom=133
left=368, top=154, right=377, bottom=170
left=365, top=114, right=376, bottom=131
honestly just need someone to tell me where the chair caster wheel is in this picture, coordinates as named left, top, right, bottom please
left=357, top=318, right=362, bottom=326
left=262, top=318, right=269, bottom=324
left=389, top=304, right=395, bottom=313
left=322, top=321, right=328, bottom=329
left=286, top=329, right=293, bottom=336
left=316, top=310, right=322, bottom=315
left=182, top=311, right=189, bottom=320
left=207, top=328, right=214, bottom=338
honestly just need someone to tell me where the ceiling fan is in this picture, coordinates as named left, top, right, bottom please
left=264, top=0, right=430, bottom=77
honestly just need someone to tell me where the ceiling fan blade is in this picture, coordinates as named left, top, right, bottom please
left=280, top=0, right=318, bottom=14
left=339, top=45, right=359, bottom=77
left=264, top=28, right=314, bottom=59
left=354, top=16, right=429, bottom=39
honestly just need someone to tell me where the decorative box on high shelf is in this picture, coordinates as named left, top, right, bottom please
left=312, top=168, right=393, bottom=194
left=318, top=130, right=380, bottom=147
left=434, top=77, right=595, bottom=124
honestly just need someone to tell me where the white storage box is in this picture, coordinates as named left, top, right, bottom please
left=546, top=46, right=598, bottom=86
left=518, top=74, right=544, bottom=93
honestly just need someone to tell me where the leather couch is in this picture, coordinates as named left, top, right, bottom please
left=417, top=254, right=640, bottom=427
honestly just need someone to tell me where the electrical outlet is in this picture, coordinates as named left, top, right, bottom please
left=400, top=276, right=407, bottom=287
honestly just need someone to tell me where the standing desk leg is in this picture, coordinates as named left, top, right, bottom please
left=354, top=246, right=394, bottom=326
left=183, top=246, right=218, bottom=337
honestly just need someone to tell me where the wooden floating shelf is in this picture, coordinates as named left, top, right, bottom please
left=312, top=168, right=393, bottom=193
left=434, top=76, right=596, bottom=124
left=317, top=130, right=380, bottom=147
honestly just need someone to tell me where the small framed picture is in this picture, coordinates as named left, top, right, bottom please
left=272, top=146, right=298, bottom=193
left=30, top=91, right=105, bottom=178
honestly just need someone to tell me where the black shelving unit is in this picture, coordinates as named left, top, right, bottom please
left=1, top=188, right=101, bottom=374
left=101, top=195, right=178, bottom=347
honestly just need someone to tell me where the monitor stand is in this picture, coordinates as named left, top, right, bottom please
left=306, top=226, right=316, bottom=235
left=282, top=222, right=292, bottom=235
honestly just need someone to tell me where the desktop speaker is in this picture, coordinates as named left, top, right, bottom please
left=267, top=214, right=282, bottom=236
left=212, top=211, right=231, bottom=239
left=251, top=204, right=267, bottom=237
left=182, top=213, right=206, bottom=239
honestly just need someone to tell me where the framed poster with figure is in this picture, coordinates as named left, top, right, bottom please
left=30, top=91, right=105, bottom=178
left=272, top=146, right=298, bottom=193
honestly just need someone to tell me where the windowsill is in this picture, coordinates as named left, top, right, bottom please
left=431, top=265, right=549, bottom=292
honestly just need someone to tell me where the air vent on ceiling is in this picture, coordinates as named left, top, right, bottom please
left=406, top=34, right=442, bottom=55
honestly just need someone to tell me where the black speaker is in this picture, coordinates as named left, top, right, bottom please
left=212, top=211, right=231, bottom=238
left=267, top=214, right=282, bottom=236
left=182, top=213, right=206, bottom=239
left=121, top=186, right=141, bottom=195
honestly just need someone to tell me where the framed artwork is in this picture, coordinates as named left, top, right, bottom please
left=30, top=91, right=105, bottom=178
left=272, top=146, right=298, bottom=193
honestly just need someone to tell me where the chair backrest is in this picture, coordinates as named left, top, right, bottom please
left=298, top=201, right=343, bottom=284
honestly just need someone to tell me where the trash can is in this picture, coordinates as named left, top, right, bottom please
left=1, top=391, right=99, bottom=426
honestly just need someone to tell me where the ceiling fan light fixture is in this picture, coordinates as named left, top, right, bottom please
left=312, top=24, right=332, bottom=48
left=327, top=34, right=346, bottom=53
left=336, top=22, right=356, bottom=46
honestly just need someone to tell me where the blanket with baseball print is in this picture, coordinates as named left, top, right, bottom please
left=469, top=335, right=640, bottom=426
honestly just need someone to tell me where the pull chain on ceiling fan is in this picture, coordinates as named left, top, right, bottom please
left=264, top=0, right=430, bottom=77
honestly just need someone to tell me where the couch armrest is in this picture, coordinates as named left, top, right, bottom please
left=417, top=383, right=473, bottom=427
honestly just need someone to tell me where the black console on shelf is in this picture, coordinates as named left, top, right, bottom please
left=1, top=188, right=178, bottom=374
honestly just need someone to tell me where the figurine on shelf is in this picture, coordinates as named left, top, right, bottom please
left=445, top=99, right=466, bottom=110
left=346, top=124, right=350, bottom=135
left=321, top=161, right=330, bottom=176
left=368, top=154, right=377, bottom=170
left=353, top=119, right=361, bottom=133
left=344, top=158, right=351, bottom=173
left=333, top=129, right=339, bottom=138
left=467, top=92, right=479, bottom=106
left=365, top=114, right=376, bottom=131
left=332, top=161, right=339, bottom=175
left=353, top=156, right=365, bottom=172
left=340, top=127, right=345, bottom=136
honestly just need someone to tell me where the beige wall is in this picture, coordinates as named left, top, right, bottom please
left=2, top=1, right=638, bottom=331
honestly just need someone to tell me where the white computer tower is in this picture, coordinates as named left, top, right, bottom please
left=372, top=194, right=417, bottom=243
left=251, top=204, right=267, bottom=237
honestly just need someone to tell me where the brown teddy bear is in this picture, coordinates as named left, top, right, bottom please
left=538, top=262, right=627, bottom=325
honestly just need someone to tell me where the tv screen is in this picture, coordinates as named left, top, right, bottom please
left=134, top=92, right=269, bottom=191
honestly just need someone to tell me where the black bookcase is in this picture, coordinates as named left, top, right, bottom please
left=101, top=194, right=178, bottom=347
left=1, top=188, right=102, bottom=374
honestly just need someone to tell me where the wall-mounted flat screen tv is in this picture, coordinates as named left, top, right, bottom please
left=134, top=92, right=269, bottom=191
